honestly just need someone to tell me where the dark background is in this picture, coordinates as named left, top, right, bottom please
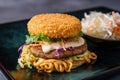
left=0, top=0, right=120, bottom=24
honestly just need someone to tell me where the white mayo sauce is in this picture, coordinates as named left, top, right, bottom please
left=42, top=37, right=84, bottom=53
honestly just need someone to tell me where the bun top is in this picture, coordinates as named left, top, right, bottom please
left=27, top=13, right=81, bottom=38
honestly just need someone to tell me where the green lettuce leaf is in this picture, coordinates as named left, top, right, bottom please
left=78, top=31, right=83, bottom=37
left=25, top=33, right=50, bottom=44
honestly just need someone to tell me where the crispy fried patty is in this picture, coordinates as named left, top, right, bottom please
left=29, top=41, right=87, bottom=59
left=27, top=13, right=81, bottom=38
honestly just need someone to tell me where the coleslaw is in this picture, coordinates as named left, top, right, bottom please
left=82, top=11, right=120, bottom=40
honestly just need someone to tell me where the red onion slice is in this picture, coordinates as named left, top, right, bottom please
left=18, top=43, right=26, bottom=56
left=68, top=46, right=74, bottom=50
left=60, top=48, right=65, bottom=52
left=55, top=49, right=60, bottom=58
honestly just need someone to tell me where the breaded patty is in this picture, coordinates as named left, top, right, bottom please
left=27, top=13, right=81, bottom=38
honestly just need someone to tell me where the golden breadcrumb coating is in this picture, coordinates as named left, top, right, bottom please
left=27, top=13, right=81, bottom=38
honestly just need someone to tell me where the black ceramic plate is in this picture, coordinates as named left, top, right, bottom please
left=0, top=7, right=120, bottom=80
left=83, top=34, right=120, bottom=48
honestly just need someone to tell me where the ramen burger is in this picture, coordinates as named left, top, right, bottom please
left=18, top=13, right=97, bottom=73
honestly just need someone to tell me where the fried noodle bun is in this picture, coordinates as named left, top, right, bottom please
left=27, top=13, right=81, bottom=38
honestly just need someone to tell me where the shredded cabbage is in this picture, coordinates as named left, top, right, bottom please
left=82, top=11, right=120, bottom=40
left=68, top=51, right=89, bottom=61
left=18, top=46, right=38, bottom=69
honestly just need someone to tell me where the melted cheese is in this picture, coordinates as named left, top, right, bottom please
left=42, top=37, right=85, bottom=53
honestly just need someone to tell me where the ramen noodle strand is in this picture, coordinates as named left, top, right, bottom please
left=59, top=63, right=64, bottom=72
left=44, top=63, right=53, bottom=73
left=33, top=59, right=72, bottom=73
left=84, top=54, right=91, bottom=63
left=53, top=61, right=59, bottom=71
left=54, top=61, right=64, bottom=72
left=84, top=51, right=97, bottom=63
left=57, top=61, right=64, bottom=72
left=61, top=61, right=68, bottom=70
left=88, top=52, right=97, bottom=60
left=34, top=59, right=43, bottom=65
left=44, top=63, right=53, bottom=69
left=65, top=60, right=72, bottom=72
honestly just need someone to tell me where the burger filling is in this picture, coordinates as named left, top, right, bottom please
left=18, top=45, right=97, bottom=73
left=18, top=32, right=97, bottom=73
